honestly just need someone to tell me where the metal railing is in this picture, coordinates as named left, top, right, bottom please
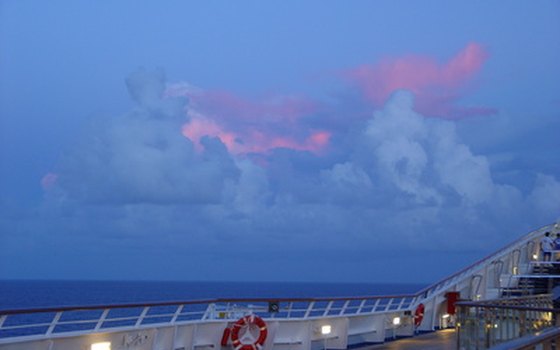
left=489, top=326, right=560, bottom=350
left=416, top=224, right=549, bottom=301
left=456, top=295, right=556, bottom=350
left=0, top=224, right=554, bottom=343
left=0, top=295, right=417, bottom=341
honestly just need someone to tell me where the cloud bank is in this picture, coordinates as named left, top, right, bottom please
left=3, top=43, right=557, bottom=282
left=24, top=61, right=559, bottom=283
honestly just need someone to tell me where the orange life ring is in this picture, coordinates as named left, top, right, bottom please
left=414, top=303, right=425, bottom=327
left=230, top=315, right=268, bottom=350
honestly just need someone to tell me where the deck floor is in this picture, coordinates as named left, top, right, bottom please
left=358, top=329, right=456, bottom=350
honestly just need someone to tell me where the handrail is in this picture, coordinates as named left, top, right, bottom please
left=456, top=293, right=555, bottom=350
left=456, top=303, right=557, bottom=313
left=458, top=293, right=552, bottom=305
left=414, top=223, right=551, bottom=297
left=488, top=327, right=560, bottom=350
left=0, top=294, right=416, bottom=316
left=0, top=294, right=418, bottom=341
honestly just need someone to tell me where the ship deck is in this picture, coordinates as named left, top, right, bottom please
left=360, top=329, right=456, bottom=350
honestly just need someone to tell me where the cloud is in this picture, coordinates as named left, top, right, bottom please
left=343, top=42, right=497, bottom=119
left=43, top=75, right=552, bottom=247
left=49, top=69, right=240, bottom=205
left=165, top=43, right=495, bottom=158
left=528, top=174, right=560, bottom=220
left=166, top=84, right=330, bottom=155
left=350, top=90, right=504, bottom=206
left=23, top=59, right=558, bottom=282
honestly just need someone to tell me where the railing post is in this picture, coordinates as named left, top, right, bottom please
left=171, top=305, right=184, bottom=323
left=0, top=315, right=6, bottom=329
left=456, top=305, right=462, bottom=350
left=322, top=301, right=333, bottom=317
left=384, top=298, right=393, bottom=312
left=519, top=311, right=526, bottom=337
left=135, top=307, right=149, bottom=327
left=95, top=309, right=110, bottom=331
left=287, top=302, right=294, bottom=318
left=304, top=301, right=314, bottom=318
left=397, top=298, right=406, bottom=311
left=373, top=299, right=381, bottom=312
left=339, top=300, right=350, bottom=316
left=356, top=299, right=366, bottom=314
left=485, top=321, right=491, bottom=349
left=46, top=312, right=62, bottom=335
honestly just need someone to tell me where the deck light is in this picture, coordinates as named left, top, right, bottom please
left=392, top=317, right=401, bottom=325
left=91, top=342, right=111, bottom=350
left=321, top=325, right=331, bottom=335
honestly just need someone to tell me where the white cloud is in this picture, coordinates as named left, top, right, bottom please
left=25, top=76, right=558, bottom=282
left=431, top=122, right=495, bottom=205
left=52, top=69, right=240, bottom=205
left=528, top=174, right=560, bottom=218
left=231, top=159, right=271, bottom=214
left=321, top=162, right=372, bottom=189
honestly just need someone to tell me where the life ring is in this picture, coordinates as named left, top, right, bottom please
left=230, top=314, right=268, bottom=350
left=414, top=303, right=425, bottom=327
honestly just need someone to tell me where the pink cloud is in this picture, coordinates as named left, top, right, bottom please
left=169, top=43, right=494, bottom=156
left=181, top=117, right=331, bottom=155
left=168, top=85, right=330, bottom=155
left=188, top=90, right=317, bottom=126
left=41, top=172, right=58, bottom=190
left=344, top=42, right=496, bottom=119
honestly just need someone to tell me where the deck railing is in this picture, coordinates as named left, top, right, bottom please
left=488, top=326, right=560, bottom=350
left=0, top=224, right=554, bottom=343
left=456, top=295, right=557, bottom=350
left=0, top=295, right=417, bottom=341
left=416, top=224, right=549, bottom=301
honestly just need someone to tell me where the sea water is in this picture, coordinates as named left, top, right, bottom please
left=0, top=280, right=426, bottom=309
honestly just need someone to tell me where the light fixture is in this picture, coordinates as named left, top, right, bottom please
left=321, top=325, right=331, bottom=335
left=442, top=314, right=450, bottom=319
left=392, top=317, right=401, bottom=325
left=91, top=342, right=111, bottom=350
left=533, top=254, right=538, bottom=260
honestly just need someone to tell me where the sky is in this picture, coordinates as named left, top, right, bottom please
left=1, top=1, right=559, bottom=284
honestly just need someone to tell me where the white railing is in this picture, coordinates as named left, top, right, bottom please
left=0, top=295, right=417, bottom=341
left=415, top=224, right=552, bottom=302
left=0, top=223, right=555, bottom=346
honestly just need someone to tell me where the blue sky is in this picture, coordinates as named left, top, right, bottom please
left=1, top=1, right=559, bottom=283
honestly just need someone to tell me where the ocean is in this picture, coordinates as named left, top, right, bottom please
left=0, top=280, right=426, bottom=310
